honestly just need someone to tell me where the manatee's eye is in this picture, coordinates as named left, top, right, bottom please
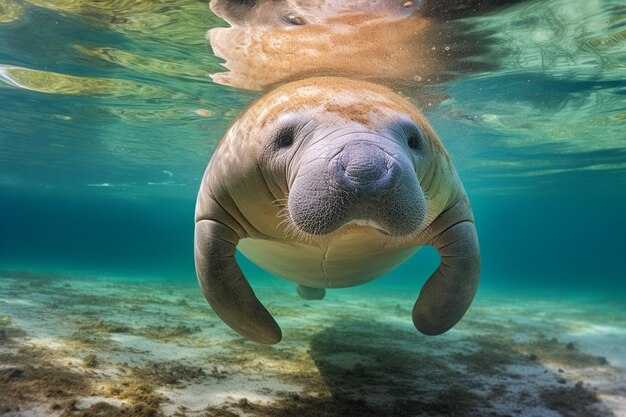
left=276, top=126, right=296, bottom=148
left=283, top=13, right=307, bottom=25
left=408, top=133, right=421, bottom=150
left=397, top=117, right=426, bottom=153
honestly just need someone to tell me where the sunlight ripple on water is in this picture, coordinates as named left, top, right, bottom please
left=0, top=0, right=624, bottom=196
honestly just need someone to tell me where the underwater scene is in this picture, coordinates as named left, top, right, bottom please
left=1, top=0, right=625, bottom=416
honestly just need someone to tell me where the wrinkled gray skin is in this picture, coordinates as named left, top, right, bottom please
left=289, top=136, right=426, bottom=236
left=195, top=77, right=479, bottom=344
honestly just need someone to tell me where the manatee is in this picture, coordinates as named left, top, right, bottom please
left=207, top=0, right=524, bottom=91
left=194, top=77, right=480, bottom=344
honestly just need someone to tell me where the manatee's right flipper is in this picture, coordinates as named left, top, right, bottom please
left=296, top=285, right=326, bottom=300
left=413, top=221, right=480, bottom=335
left=195, top=219, right=282, bottom=344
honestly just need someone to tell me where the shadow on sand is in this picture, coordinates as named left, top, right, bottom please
left=228, top=319, right=617, bottom=417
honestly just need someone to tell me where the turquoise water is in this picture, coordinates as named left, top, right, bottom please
left=1, top=1, right=626, bottom=416
left=1, top=0, right=624, bottom=293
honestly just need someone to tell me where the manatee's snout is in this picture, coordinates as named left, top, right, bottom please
left=288, top=135, right=427, bottom=237
left=335, top=142, right=400, bottom=196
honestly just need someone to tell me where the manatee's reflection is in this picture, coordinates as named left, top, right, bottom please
left=208, top=0, right=522, bottom=91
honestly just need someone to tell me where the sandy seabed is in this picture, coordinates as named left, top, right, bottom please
left=0, top=271, right=624, bottom=417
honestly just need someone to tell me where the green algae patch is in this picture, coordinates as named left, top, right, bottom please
left=453, top=335, right=524, bottom=375
left=76, top=361, right=209, bottom=416
left=137, top=323, right=201, bottom=342
left=516, top=336, right=609, bottom=368
left=105, top=379, right=167, bottom=416
left=64, top=319, right=132, bottom=349
left=130, top=361, right=206, bottom=387
left=540, top=381, right=602, bottom=417
left=60, top=401, right=162, bottom=417
left=205, top=395, right=380, bottom=417
left=0, top=342, right=92, bottom=414
left=83, top=354, right=98, bottom=368
left=0, top=364, right=89, bottom=405
left=455, top=334, right=610, bottom=374
left=78, top=319, right=133, bottom=334
left=211, top=337, right=327, bottom=395
left=207, top=386, right=485, bottom=417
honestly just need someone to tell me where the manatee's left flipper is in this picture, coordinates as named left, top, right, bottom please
left=296, top=285, right=326, bottom=300
left=195, top=219, right=282, bottom=344
left=413, top=221, right=480, bottom=335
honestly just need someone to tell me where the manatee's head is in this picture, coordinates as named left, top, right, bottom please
left=210, top=0, right=422, bottom=26
left=251, top=78, right=447, bottom=239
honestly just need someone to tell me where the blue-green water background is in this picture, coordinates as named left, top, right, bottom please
left=0, top=0, right=624, bottom=295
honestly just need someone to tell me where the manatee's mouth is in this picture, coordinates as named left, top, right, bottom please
left=287, top=185, right=426, bottom=237
left=344, top=219, right=393, bottom=236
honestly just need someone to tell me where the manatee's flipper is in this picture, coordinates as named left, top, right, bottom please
left=296, top=285, right=326, bottom=300
left=413, top=221, right=480, bottom=335
left=194, top=219, right=282, bottom=344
